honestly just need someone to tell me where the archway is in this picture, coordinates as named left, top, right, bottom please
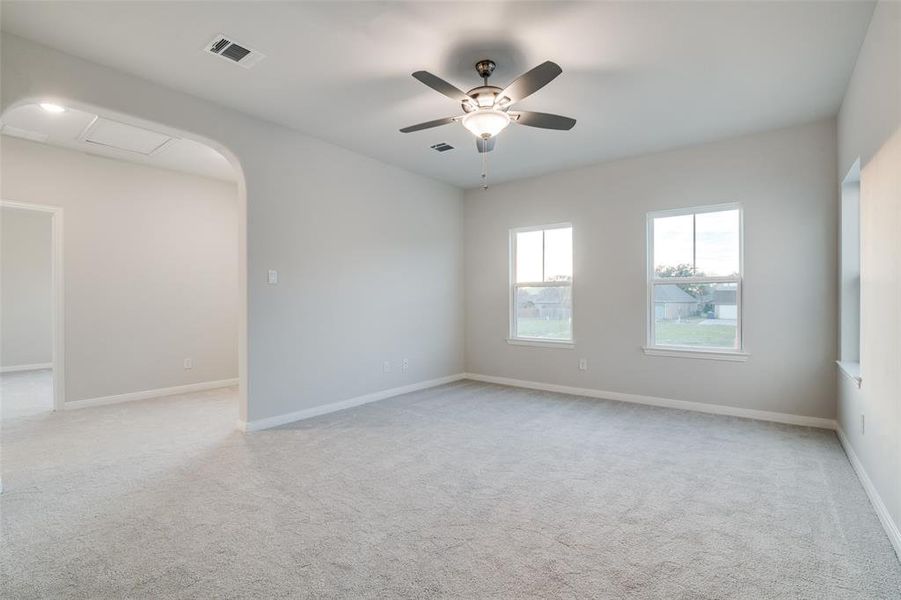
left=0, top=97, right=248, bottom=425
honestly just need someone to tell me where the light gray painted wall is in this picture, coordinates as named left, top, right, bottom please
left=464, top=119, right=838, bottom=420
left=1, top=137, right=239, bottom=401
left=1, top=207, right=52, bottom=368
left=836, top=0, right=901, bottom=554
left=1, top=34, right=465, bottom=421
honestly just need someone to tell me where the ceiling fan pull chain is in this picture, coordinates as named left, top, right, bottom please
left=481, top=145, right=489, bottom=190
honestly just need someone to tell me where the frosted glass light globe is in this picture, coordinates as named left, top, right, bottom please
left=462, top=109, right=511, bottom=139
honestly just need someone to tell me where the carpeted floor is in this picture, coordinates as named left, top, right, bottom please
left=2, top=376, right=900, bottom=599
left=1, top=368, right=54, bottom=419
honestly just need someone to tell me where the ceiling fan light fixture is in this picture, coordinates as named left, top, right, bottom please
left=461, top=109, right=510, bottom=139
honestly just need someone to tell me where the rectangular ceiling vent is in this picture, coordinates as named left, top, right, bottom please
left=430, top=142, right=454, bottom=152
left=205, top=34, right=265, bottom=69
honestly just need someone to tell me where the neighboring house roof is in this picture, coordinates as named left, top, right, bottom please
left=713, top=288, right=737, bottom=304
left=654, top=284, right=697, bottom=303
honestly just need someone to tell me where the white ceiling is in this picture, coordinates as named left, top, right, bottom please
left=1, top=1, right=875, bottom=189
left=1, top=104, right=235, bottom=181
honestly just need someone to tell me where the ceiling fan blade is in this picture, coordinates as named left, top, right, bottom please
left=476, top=137, right=496, bottom=153
left=511, top=111, right=576, bottom=130
left=496, top=61, right=562, bottom=106
left=399, top=116, right=458, bottom=133
left=412, top=71, right=474, bottom=105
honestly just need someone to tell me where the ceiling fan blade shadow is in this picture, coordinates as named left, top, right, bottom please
left=511, top=111, right=576, bottom=130
left=412, top=71, right=474, bottom=105
left=496, top=61, right=562, bottom=106
left=476, top=137, right=496, bottom=153
left=399, top=116, right=458, bottom=133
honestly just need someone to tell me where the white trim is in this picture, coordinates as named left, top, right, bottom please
left=645, top=202, right=743, bottom=219
left=1, top=200, right=65, bottom=410
left=238, top=373, right=466, bottom=432
left=463, top=373, right=836, bottom=429
left=0, top=362, right=53, bottom=374
left=65, top=378, right=238, bottom=409
left=642, top=347, right=750, bottom=362
left=836, top=427, right=901, bottom=561
left=506, top=339, right=575, bottom=349
left=836, top=360, right=862, bottom=388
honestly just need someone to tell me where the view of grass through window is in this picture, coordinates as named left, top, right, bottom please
left=512, top=226, right=572, bottom=341
left=653, top=281, right=737, bottom=348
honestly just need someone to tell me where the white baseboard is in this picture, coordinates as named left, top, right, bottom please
left=238, top=373, right=466, bottom=432
left=66, top=378, right=239, bottom=409
left=0, top=362, right=52, bottom=374
left=836, top=427, right=901, bottom=561
left=463, top=373, right=837, bottom=430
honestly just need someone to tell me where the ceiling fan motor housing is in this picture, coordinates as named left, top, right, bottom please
left=463, top=85, right=503, bottom=112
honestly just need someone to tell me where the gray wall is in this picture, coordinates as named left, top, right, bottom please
left=464, top=119, right=838, bottom=420
left=836, top=0, right=901, bottom=554
left=1, top=137, right=239, bottom=402
left=1, top=207, right=52, bottom=368
left=1, top=34, right=465, bottom=422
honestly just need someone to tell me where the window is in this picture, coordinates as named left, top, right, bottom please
left=838, top=159, right=861, bottom=385
left=510, top=224, right=573, bottom=345
left=646, top=205, right=744, bottom=357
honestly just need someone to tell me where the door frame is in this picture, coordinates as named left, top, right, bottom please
left=1, top=199, right=65, bottom=410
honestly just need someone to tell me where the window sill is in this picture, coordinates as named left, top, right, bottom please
left=836, top=360, right=862, bottom=388
left=507, top=338, right=574, bottom=349
left=642, top=346, right=750, bottom=362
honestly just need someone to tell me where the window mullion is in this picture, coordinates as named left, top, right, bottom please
left=541, top=230, right=546, bottom=282
left=516, top=281, right=571, bottom=288
left=651, top=276, right=739, bottom=285
left=692, top=213, right=697, bottom=275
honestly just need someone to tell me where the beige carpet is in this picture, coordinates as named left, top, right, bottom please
left=2, top=375, right=899, bottom=599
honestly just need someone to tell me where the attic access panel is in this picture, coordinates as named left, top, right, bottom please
left=81, top=117, right=174, bottom=155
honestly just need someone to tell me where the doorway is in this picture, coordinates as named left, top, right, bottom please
left=0, top=200, right=64, bottom=416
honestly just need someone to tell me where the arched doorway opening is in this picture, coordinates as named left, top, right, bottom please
left=0, top=97, right=248, bottom=425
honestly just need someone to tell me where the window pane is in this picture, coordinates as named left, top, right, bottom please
left=653, top=282, right=737, bottom=349
left=544, top=227, right=572, bottom=282
left=515, top=285, right=572, bottom=340
left=516, top=230, right=543, bottom=283
left=653, top=214, right=693, bottom=277
left=695, top=209, right=740, bottom=276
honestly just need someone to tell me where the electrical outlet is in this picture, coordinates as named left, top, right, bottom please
left=860, top=414, right=865, bottom=435
left=382, top=361, right=391, bottom=373
left=184, top=358, right=193, bottom=370
left=579, top=358, right=588, bottom=371
left=402, top=358, right=409, bottom=372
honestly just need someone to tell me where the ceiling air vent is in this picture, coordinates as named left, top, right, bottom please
left=205, top=34, right=265, bottom=69
left=430, top=142, right=454, bottom=152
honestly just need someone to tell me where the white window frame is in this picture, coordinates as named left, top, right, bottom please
left=644, top=203, right=748, bottom=361
left=837, top=158, right=862, bottom=387
left=508, top=223, right=574, bottom=348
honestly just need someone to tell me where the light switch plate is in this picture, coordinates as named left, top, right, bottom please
left=267, top=269, right=278, bottom=285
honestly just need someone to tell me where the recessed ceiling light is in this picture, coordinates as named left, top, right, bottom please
left=39, top=102, right=66, bottom=114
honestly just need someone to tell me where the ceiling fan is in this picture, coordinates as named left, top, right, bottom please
left=400, top=59, right=576, bottom=157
